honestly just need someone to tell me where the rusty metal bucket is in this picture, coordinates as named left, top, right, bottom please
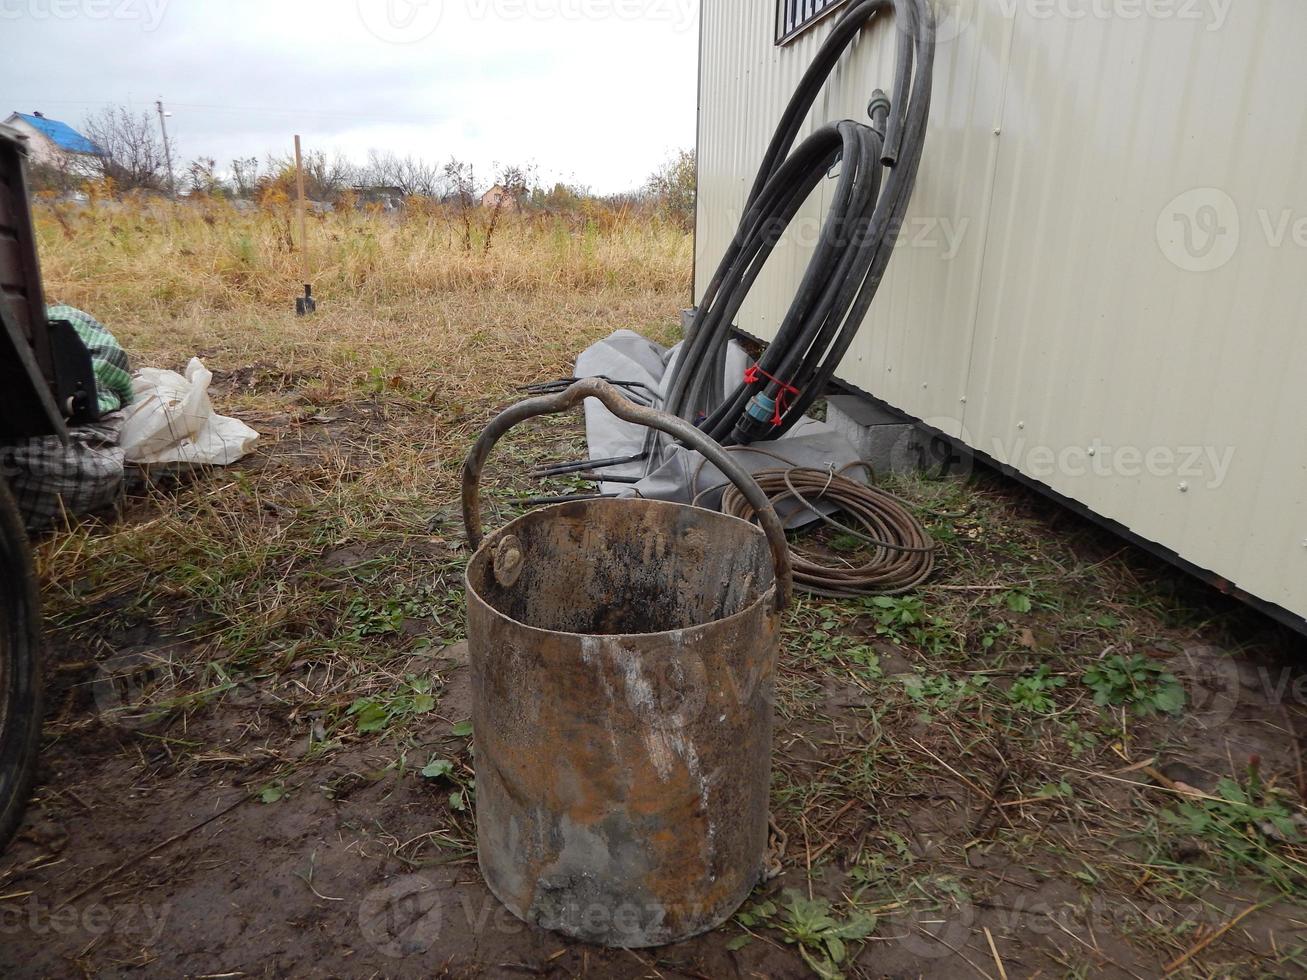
left=462, top=378, right=793, bottom=948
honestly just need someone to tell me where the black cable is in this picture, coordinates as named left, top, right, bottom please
left=663, top=0, right=936, bottom=447
left=524, top=0, right=935, bottom=481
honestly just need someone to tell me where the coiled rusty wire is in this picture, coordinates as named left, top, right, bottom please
left=697, top=449, right=936, bottom=599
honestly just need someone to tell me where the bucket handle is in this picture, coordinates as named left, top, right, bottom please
left=461, top=378, right=794, bottom=614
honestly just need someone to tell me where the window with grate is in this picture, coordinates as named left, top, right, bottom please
left=776, top=0, right=850, bottom=45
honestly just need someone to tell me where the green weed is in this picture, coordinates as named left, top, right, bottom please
left=737, top=890, right=878, bottom=980
left=863, top=596, right=954, bottom=655
left=1083, top=653, right=1185, bottom=716
left=421, top=756, right=475, bottom=812
left=901, top=672, right=990, bottom=714
left=1007, top=664, right=1067, bottom=714
left=346, top=675, right=438, bottom=734
left=1163, top=778, right=1307, bottom=896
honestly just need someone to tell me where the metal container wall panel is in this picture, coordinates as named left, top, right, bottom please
left=696, top=0, right=1307, bottom=624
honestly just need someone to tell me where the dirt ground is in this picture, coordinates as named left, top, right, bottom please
left=3, top=365, right=1307, bottom=979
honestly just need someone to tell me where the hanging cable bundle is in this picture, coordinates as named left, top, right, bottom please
left=663, top=0, right=936, bottom=447
left=529, top=0, right=941, bottom=597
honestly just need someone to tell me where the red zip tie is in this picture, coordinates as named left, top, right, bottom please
left=744, top=364, right=801, bottom=426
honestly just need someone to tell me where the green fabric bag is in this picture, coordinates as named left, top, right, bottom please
left=46, top=305, right=135, bottom=415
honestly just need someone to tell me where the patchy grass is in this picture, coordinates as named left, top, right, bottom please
left=755, top=470, right=1307, bottom=976
left=3, top=200, right=1305, bottom=978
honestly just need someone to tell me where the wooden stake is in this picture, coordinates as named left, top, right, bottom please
left=294, top=134, right=308, bottom=285
left=293, top=135, right=315, bottom=314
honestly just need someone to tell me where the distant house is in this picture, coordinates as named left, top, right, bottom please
left=3, top=111, right=103, bottom=167
left=480, top=184, right=519, bottom=211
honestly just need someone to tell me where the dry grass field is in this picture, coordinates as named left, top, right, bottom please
left=2, top=198, right=1305, bottom=978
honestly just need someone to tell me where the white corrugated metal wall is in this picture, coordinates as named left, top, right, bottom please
left=696, top=0, right=1307, bottom=626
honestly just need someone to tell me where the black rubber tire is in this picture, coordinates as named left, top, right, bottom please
left=0, top=478, right=41, bottom=854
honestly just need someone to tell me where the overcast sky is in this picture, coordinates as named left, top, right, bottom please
left=1, top=0, right=700, bottom=193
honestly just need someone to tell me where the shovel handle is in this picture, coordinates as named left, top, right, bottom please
left=461, top=378, right=793, bottom=613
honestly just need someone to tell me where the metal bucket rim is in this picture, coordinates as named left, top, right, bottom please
left=464, top=498, right=780, bottom=641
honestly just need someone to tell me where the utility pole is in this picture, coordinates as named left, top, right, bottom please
left=155, top=99, right=175, bottom=197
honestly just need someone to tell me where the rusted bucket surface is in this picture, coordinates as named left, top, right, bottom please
left=467, top=497, right=779, bottom=947
left=462, top=379, right=792, bottom=948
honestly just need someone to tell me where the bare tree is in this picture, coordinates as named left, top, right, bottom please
left=495, top=162, right=536, bottom=206
left=401, top=155, right=441, bottom=197
left=476, top=162, right=535, bottom=253
left=443, top=157, right=478, bottom=250
left=230, top=156, right=260, bottom=198
left=25, top=153, right=86, bottom=195
left=186, top=156, right=221, bottom=195
left=263, top=149, right=356, bottom=202
left=529, top=181, right=591, bottom=214
left=82, top=105, right=174, bottom=191
left=362, top=149, right=398, bottom=189
left=434, top=158, right=537, bottom=253
left=362, top=150, right=441, bottom=197
left=645, top=148, right=697, bottom=229
left=310, top=151, right=357, bottom=200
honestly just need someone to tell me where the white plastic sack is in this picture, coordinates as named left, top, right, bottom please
left=120, top=357, right=259, bottom=466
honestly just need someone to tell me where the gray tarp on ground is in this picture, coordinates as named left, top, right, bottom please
left=574, top=330, right=866, bottom=526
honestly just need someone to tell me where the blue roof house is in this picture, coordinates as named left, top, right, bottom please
left=3, top=111, right=104, bottom=166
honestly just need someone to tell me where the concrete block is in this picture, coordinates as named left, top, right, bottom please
left=826, top=393, right=925, bottom=477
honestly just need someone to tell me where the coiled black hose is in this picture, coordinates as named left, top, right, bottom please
left=664, top=0, right=935, bottom=446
